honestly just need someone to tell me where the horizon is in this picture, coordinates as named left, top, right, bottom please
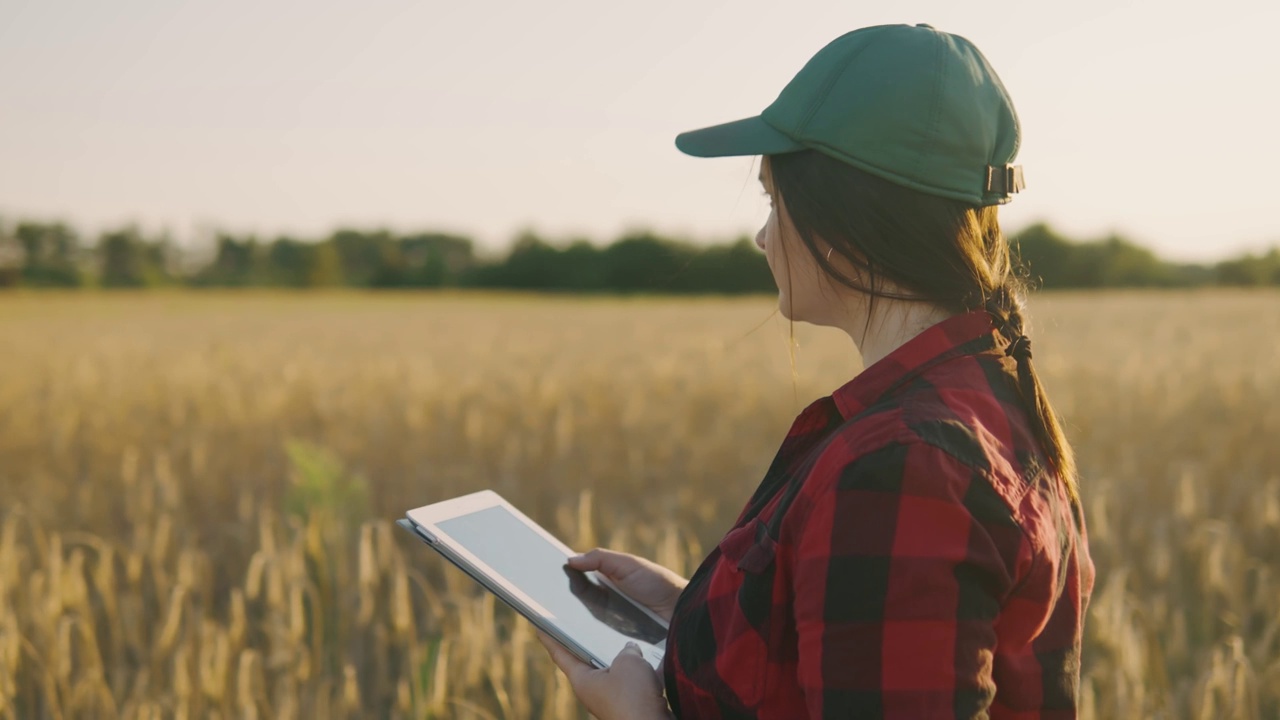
left=2, top=0, right=1278, bottom=264
left=8, top=213, right=1279, bottom=276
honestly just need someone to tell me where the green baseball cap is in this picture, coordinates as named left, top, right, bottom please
left=675, top=23, right=1025, bottom=206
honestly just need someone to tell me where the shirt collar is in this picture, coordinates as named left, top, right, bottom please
left=830, top=308, right=999, bottom=420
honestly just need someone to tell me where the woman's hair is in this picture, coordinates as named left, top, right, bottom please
left=766, top=149, right=1079, bottom=506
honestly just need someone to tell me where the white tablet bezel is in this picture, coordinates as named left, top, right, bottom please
left=403, top=489, right=669, bottom=670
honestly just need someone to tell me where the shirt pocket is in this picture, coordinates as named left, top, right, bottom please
left=709, top=517, right=780, bottom=708
left=719, top=516, right=779, bottom=574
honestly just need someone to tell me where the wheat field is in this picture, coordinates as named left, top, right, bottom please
left=1, top=290, right=1277, bottom=719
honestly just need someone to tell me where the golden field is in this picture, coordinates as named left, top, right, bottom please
left=1, top=290, right=1278, bottom=719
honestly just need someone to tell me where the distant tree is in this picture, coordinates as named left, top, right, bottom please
left=676, top=236, right=773, bottom=294
left=1265, top=248, right=1280, bottom=285
left=1165, top=262, right=1216, bottom=287
left=397, top=232, right=475, bottom=287
left=600, top=232, right=691, bottom=292
left=144, top=231, right=181, bottom=286
left=196, top=233, right=265, bottom=286
left=488, top=231, right=565, bottom=289
left=15, top=221, right=83, bottom=287
left=1091, top=235, right=1178, bottom=287
left=98, top=226, right=151, bottom=288
left=1012, top=223, right=1190, bottom=288
left=306, top=241, right=345, bottom=287
left=266, top=237, right=311, bottom=287
left=1216, top=247, right=1280, bottom=286
left=368, top=240, right=409, bottom=288
left=330, top=229, right=395, bottom=286
left=558, top=239, right=605, bottom=291
left=0, top=220, right=20, bottom=288
left=419, top=246, right=448, bottom=287
left=264, top=237, right=344, bottom=288
left=1010, top=223, right=1077, bottom=288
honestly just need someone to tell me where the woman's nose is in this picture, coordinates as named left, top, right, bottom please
left=755, top=228, right=766, bottom=251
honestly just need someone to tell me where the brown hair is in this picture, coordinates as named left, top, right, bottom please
left=765, top=150, right=1079, bottom=505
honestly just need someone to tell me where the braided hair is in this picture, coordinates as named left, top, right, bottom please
left=982, top=285, right=1078, bottom=505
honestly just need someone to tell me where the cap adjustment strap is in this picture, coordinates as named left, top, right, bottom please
left=984, top=164, right=1025, bottom=196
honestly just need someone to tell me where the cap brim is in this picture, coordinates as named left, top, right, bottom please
left=674, top=115, right=805, bottom=157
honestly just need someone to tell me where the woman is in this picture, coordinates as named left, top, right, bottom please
left=539, top=23, right=1095, bottom=719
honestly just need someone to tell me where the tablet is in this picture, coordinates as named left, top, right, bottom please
left=399, top=490, right=668, bottom=670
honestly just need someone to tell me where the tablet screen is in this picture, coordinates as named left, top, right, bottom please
left=436, top=505, right=669, bottom=651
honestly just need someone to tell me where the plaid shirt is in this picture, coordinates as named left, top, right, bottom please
left=663, top=309, right=1095, bottom=719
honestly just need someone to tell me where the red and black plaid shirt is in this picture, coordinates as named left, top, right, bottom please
left=663, top=309, right=1095, bottom=719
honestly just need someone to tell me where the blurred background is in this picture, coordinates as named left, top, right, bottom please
left=2, top=1, right=1278, bottom=719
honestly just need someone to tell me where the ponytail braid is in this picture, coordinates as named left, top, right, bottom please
left=984, top=284, right=1080, bottom=507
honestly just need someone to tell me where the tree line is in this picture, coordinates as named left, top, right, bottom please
left=1, top=219, right=1277, bottom=293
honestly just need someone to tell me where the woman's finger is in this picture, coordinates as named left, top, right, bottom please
left=537, top=631, right=591, bottom=679
left=565, top=549, right=604, bottom=570
left=614, top=641, right=643, bottom=663
left=536, top=630, right=567, bottom=664
left=567, top=548, right=634, bottom=578
left=613, top=641, right=664, bottom=682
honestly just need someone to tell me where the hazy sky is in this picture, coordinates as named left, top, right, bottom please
left=2, top=0, right=1278, bottom=261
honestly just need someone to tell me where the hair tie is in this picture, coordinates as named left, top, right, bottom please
left=1006, top=334, right=1032, bottom=361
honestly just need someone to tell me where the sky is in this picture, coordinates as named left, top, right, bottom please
left=1, top=0, right=1278, bottom=262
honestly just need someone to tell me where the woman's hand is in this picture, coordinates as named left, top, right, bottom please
left=539, top=550, right=686, bottom=718
left=537, top=631, right=673, bottom=720
left=567, top=549, right=687, bottom=622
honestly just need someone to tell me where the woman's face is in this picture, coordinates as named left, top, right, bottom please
left=757, top=157, right=848, bottom=324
